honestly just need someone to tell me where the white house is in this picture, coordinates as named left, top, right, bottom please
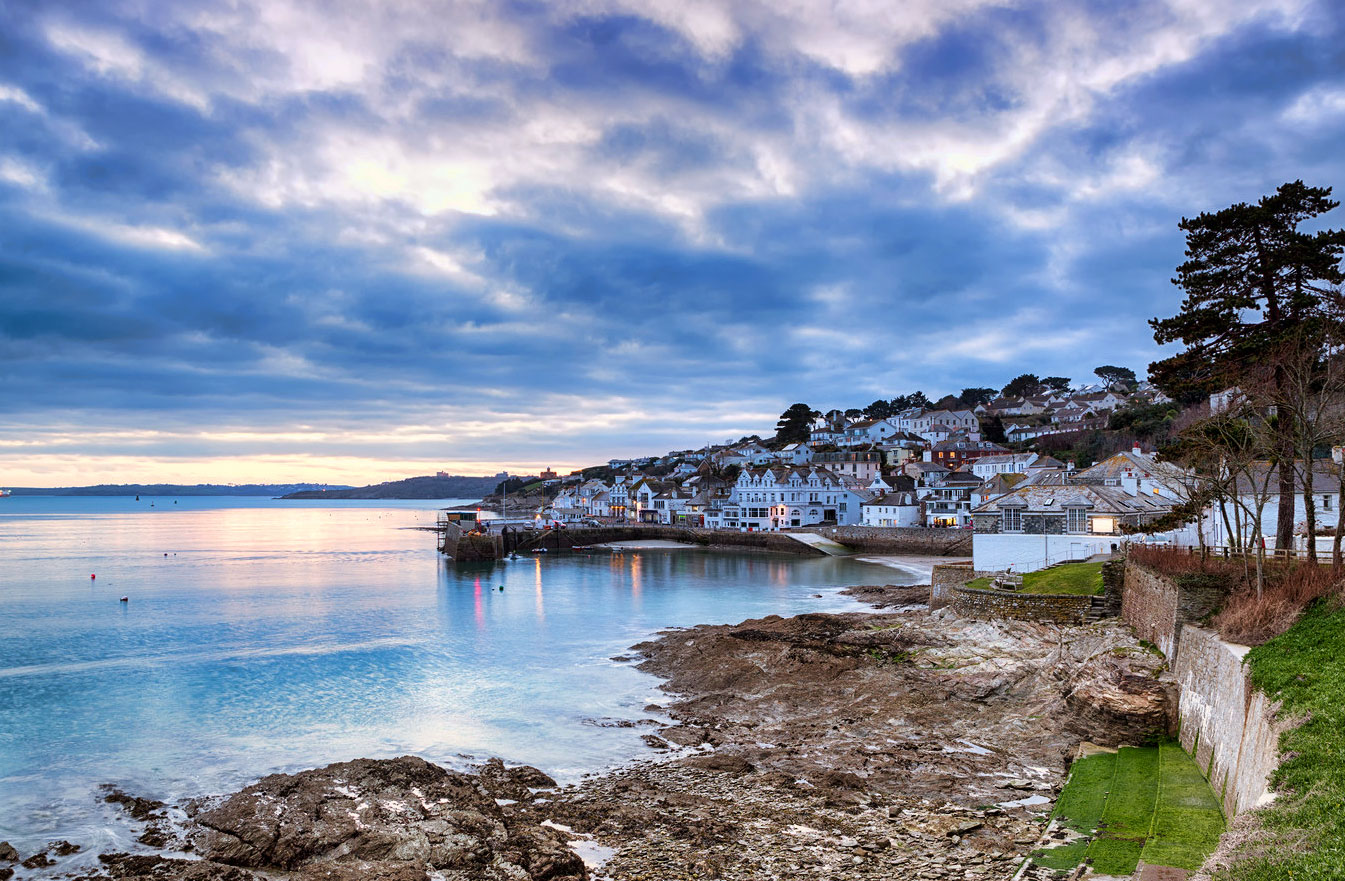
left=708, top=466, right=862, bottom=530
left=971, top=452, right=1039, bottom=480
left=861, top=491, right=922, bottom=527
left=1202, top=460, right=1341, bottom=551
left=837, top=418, right=901, bottom=447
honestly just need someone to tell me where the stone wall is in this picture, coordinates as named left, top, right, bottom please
left=1121, top=562, right=1233, bottom=658
left=949, top=586, right=1093, bottom=624
left=485, top=525, right=827, bottom=558
left=929, top=562, right=995, bottom=610
left=1121, top=564, right=1182, bottom=657
left=793, top=525, right=972, bottom=556
left=1172, top=626, right=1288, bottom=815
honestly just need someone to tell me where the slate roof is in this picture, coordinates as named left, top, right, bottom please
left=972, top=482, right=1173, bottom=515
left=862, top=491, right=919, bottom=507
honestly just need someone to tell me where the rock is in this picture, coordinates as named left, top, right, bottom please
left=477, top=757, right=558, bottom=801
left=102, top=787, right=167, bottom=821
left=684, top=754, right=754, bottom=775
left=1064, top=656, right=1175, bottom=746
left=641, top=734, right=670, bottom=749
left=0, top=868, right=10, bottom=881
left=190, top=756, right=585, bottom=880
left=73, top=853, right=259, bottom=880
left=1004, top=780, right=1035, bottom=790
left=0, top=843, right=15, bottom=863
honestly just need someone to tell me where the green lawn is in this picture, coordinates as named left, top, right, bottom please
left=1230, top=600, right=1345, bottom=881
left=1030, top=743, right=1224, bottom=876
left=966, top=560, right=1105, bottom=596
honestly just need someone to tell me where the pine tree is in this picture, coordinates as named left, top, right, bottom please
left=1150, top=181, right=1345, bottom=549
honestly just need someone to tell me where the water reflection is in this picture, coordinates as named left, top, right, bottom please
left=1, top=503, right=917, bottom=854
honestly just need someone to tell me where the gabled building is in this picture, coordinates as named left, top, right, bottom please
left=811, top=449, right=884, bottom=486
left=923, top=469, right=982, bottom=527
left=970, top=452, right=1039, bottom=480
left=706, top=466, right=861, bottom=530
left=932, top=439, right=1010, bottom=469
left=861, top=491, right=922, bottom=527
left=971, top=481, right=1176, bottom=572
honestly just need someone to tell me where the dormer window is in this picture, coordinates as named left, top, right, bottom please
left=1066, top=507, right=1087, bottom=533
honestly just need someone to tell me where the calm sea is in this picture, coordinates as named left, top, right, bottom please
left=0, top=497, right=920, bottom=858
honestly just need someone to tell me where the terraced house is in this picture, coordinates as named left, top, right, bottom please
left=705, top=466, right=862, bottom=530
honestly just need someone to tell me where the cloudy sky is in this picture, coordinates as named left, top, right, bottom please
left=2, top=0, right=1344, bottom=485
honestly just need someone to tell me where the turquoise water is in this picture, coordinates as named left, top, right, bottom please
left=0, top=497, right=920, bottom=857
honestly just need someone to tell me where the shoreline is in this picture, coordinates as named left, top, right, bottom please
left=12, top=584, right=1170, bottom=881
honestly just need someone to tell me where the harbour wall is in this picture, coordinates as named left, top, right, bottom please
left=444, top=524, right=973, bottom=560
left=791, top=525, right=972, bottom=556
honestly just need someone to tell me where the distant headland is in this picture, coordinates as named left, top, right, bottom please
left=280, top=473, right=511, bottom=500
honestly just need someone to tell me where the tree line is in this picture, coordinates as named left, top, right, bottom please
left=773, top=365, right=1141, bottom=445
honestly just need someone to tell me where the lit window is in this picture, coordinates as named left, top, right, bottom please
left=1092, top=516, right=1116, bottom=534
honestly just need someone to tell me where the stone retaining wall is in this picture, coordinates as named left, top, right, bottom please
left=949, top=586, right=1093, bottom=624
left=1122, top=564, right=1183, bottom=657
left=929, top=562, right=995, bottom=610
left=1121, top=562, right=1232, bottom=658
left=1172, top=626, right=1288, bottom=815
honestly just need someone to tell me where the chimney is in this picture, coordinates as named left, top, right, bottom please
left=1132, top=442, right=1142, bottom=455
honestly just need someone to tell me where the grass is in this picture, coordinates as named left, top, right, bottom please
left=1030, top=743, right=1224, bottom=876
left=1142, top=741, right=1226, bottom=870
left=1228, top=599, right=1345, bottom=881
left=1033, top=751, right=1116, bottom=871
left=966, top=560, right=1105, bottom=596
left=1088, top=745, right=1161, bottom=874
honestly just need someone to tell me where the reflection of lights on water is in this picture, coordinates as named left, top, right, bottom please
left=473, top=577, right=484, bottom=629
left=534, top=558, right=544, bottom=620
left=630, top=553, right=641, bottom=600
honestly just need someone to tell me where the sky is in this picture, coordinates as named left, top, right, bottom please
left=2, top=0, right=1345, bottom=486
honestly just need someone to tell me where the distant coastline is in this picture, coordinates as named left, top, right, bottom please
left=280, top=474, right=507, bottom=500
left=7, top=483, right=350, bottom=497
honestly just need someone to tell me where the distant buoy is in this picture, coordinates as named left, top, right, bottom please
left=498, top=586, right=504, bottom=591
left=164, top=553, right=168, bottom=557
left=119, top=596, right=128, bottom=602
left=91, top=574, right=96, bottom=580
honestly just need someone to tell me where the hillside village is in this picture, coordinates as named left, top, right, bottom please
left=510, top=374, right=1343, bottom=574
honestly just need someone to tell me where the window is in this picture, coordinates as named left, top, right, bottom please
left=1001, top=509, right=1022, bottom=532
left=1066, top=507, right=1087, bottom=533
left=1324, top=495, right=1333, bottom=511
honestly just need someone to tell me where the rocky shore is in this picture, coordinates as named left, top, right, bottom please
left=5, top=583, right=1172, bottom=881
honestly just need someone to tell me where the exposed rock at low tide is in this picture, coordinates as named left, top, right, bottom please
left=188, top=756, right=584, bottom=881
left=74, top=598, right=1169, bottom=881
